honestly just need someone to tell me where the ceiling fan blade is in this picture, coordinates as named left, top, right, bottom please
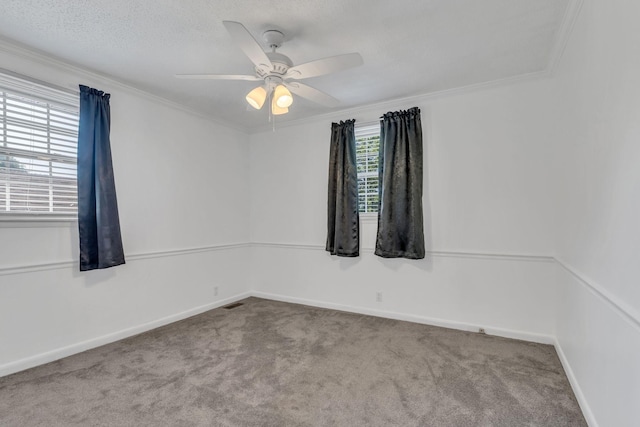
left=285, top=82, right=341, bottom=108
left=285, top=53, right=363, bottom=80
left=175, top=74, right=261, bottom=81
left=223, top=21, right=272, bottom=72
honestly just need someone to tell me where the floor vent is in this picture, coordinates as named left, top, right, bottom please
left=223, top=302, right=244, bottom=310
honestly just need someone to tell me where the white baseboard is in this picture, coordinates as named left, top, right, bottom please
left=0, top=291, right=251, bottom=378
left=0, top=289, right=556, bottom=379
left=250, top=291, right=555, bottom=345
left=0, top=286, right=567, bottom=387
left=554, top=338, right=598, bottom=427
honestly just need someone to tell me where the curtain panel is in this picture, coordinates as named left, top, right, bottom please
left=375, top=107, right=425, bottom=259
left=326, top=120, right=359, bottom=257
left=77, top=85, right=125, bottom=271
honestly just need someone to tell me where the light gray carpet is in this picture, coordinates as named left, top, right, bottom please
left=0, top=297, right=586, bottom=426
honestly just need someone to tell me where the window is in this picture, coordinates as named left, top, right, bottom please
left=355, top=123, right=380, bottom=213
left=0, top=70, right=79, bottom=217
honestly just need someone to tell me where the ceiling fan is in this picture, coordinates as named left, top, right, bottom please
left=176, top=21, right=363, bottom=116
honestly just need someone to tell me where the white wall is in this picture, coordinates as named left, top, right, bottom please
left=0, top=42, right=252, bottom=375
left=3, top=2, right=640, bottom=424
left=249, top=78, right=560, bottom=342
left=549, top=0, right=640, bottom=425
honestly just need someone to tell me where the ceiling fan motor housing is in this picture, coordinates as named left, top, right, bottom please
left=263, top=29, right=284, bottom=49
left=257, top=51, right=293, bottom=78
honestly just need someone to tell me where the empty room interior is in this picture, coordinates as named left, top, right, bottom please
left=0, top=0, right=638, bottom=426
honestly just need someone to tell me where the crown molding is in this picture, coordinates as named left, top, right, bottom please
left=545, top=0, right=584, bottom=76
left=0, top=36, right=248, bottom=135
left=247, top=0, right=584, bottom=135
left=247, top=70, right=551, bottom=134
left=0, top=0, right=583, bottom=136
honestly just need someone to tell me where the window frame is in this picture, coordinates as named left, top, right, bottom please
left=0, top=69, right=79, bottom=223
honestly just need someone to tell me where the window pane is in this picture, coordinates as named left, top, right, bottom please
left=355, top=128, right=380, bottom=213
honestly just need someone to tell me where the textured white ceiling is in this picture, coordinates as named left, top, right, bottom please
left=0, top=0, right=570, bottom=131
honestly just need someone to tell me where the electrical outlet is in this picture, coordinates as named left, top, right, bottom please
left=376, top=292, right=382, bottom=302
left=214, top=286, right=219, bottom=297
left=478, top=328, right=486, bottom=334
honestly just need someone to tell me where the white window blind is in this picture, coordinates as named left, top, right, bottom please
left=355, top=123, right=380, bottom=213
left=0, top=70, right=79, bottom=217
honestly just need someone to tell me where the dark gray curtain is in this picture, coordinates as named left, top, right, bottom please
left=375, top=107, right=425, bottom=259
left=326, top=120, right=359, bottom=257
left=77, top=85, right=125, bottom=271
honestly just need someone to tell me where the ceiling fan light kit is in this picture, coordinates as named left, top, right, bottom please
left=176, top=21, right=364, bottom=119
left=246, top=86, right=267, bottom=109
left=273, top=84, right=293, bottom=108
left=245, top=78, right=291, bottom=113
left=271, top=96, right=288, bottom=115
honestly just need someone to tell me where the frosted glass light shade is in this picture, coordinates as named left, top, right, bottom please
left=246, top=86, right=267, bottom=109
left=274, top=84, right=293, bottom=108
left=271, top=96, right=288, bottom=115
